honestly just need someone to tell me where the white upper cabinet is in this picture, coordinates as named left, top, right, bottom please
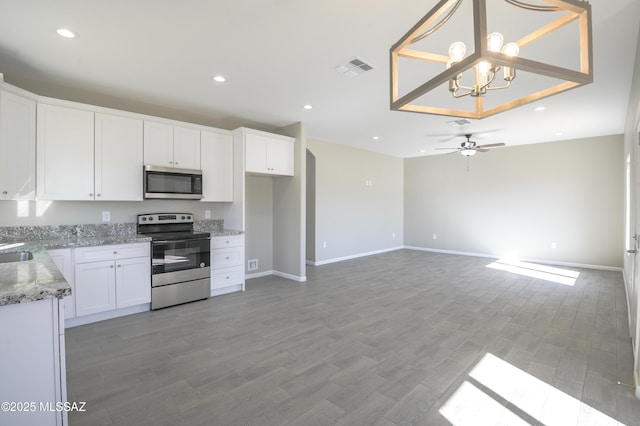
left=144, top=121, right=201, bottom=170
left=37, top=103, right=95, bottom=200
left=174, top=126, right=201, bottom=169
left=0, top=89, right=36, bottom=200
left=95, top=113, right=143, bottom=201
left=240, top=128, right=294, bottom=176
left=201, top=130, right=233, bottom=202
left=37, top=103, right=145, bottom=201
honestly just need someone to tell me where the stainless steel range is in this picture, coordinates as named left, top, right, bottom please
left=137, top=213, right=210, bottom=310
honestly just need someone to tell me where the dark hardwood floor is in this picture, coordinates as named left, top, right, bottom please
left=66, top=249, right=640, bottom=425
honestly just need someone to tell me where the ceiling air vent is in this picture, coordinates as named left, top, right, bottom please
left=335, top=58, right=375, bottom=77
left=447, top=119, right=472, bottom=126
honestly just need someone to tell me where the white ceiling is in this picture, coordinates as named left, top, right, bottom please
left=0, top=0, right=638, bottom=158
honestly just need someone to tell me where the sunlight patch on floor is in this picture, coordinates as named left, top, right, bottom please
left=486, top=258, right=579, bottom=286
left=439, top=352, right=622, bottom=426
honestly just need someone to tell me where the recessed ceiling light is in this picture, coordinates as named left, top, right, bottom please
left=372, top=136, right=379, bottom=140
left=420, top=149, right=426, bottom=153
left=303, top=104, right=313, bottom=110
left=534, top=106, right=546, bottom=112
left=212, top=75, right=226, bottom=83
left=555, top=132, right=563, bottom=136
left=56, top=28, right=77, bottom=38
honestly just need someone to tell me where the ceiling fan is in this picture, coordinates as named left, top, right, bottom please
left=436, top=134, right=505, bottom=156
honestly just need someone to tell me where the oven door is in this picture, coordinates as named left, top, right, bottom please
left=151, top=237, right=210, bottom=275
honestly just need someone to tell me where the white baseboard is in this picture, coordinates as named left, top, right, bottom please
left=309, top=246, right=404, bottom=266
left=210, top=284, right=243, bottom=297
left=273, top=270, right=307, bottom=282
left=403, top=246, right=623, bottom=272
left=246, top=270, right=274, bottom=280
left=65, top=304, right=150, bottom=328
left=246, top=270, right=307, bottom=283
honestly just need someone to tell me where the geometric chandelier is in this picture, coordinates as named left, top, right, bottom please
left=390, top=0, right=592, bottom=119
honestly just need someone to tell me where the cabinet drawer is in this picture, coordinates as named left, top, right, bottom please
left=211, top=266, right=243, bottom=290
left=211, top=248, right=242, bottom=269
left=211, top=235, right=243, bottom=249
left=75, top=243, right=150, bottom=263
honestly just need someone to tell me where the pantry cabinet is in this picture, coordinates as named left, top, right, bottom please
left=74, top=243, right=150, bottom=317
left=201, top=130, right=233, bottom=202
left=0, top=88, right=36, bottom=200
left=236, top=128, right=294, bottom=176
left=144, top=121, right=201, bottom=169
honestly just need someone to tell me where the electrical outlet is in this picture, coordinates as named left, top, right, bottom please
left=392, top=232, right=396, bottom=239
left=323, top=241, right=327, bottom=248
left=551, top=242, right=557, bottom=249
left=433, top=234, right=437, bottom=240
left=205, top=210, right=211, bottom=219
left=102, top=211, right=110, bottom=222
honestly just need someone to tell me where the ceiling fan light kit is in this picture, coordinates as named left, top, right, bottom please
left=390, top=0, right=592, bottom=119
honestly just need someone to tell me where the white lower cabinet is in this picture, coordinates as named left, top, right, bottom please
left=47, top=248, right=76, bottom=319
left=211, top=234, right=245, bottom=295
left=72, top=243, right=150, bottom=323
left=0, top=297, right=67, bottom=426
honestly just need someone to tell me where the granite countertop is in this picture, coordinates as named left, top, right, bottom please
left=0, top=241, right=71, bottom=306
left=0, top=234, right=152, bottom=307
left=0, top=220, right=238, bottom=307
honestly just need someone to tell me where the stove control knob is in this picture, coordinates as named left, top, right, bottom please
left=181, top=215, right=186, bottom=220
left=187, top=215, right=192, bottom=220
left=200, top=262, right=205, bottom=268
left=141, top=217, right=147, bottom=221
left=148, top=217, right=154, bottom=221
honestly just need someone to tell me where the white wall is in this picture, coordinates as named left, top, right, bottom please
left=0, top=200, right=224, bottom=226
left=306, top=139, right=404, bottom=264
left=245, top=176, right=274, bottom=274
left=623, top=20, right=640, bottom=395
left=404, top=135, right=624, bottom=268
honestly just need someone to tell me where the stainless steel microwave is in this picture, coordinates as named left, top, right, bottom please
left=143, top=165, right=203, bottom=200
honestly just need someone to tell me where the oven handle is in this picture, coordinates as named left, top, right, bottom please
left=152, top=237, right=211, bottom=244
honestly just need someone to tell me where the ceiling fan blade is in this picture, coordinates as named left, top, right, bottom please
left=475, top=143, right=505, bottom=149
left=475, top=148, right=490, bottom=152
left=435, top=147, right=460, bottom=150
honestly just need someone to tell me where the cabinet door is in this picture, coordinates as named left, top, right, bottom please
left=201, top=131, right=233, bottom=202
left=115, top=257, right=151, bottom=308
left=48, top=249, right=76, bottom=319
left=173, top=126, right=201, bottom=169
left=95, top=113, right=144, bottom=201
left=268, top=138, right=294, bottom=176
left=245, top=133, right=269, bottom=174
left=143, top=121, right=173, bottom=167
left=75, top=260, right=116, bottom=316
left=37, top=103, right=94, bottom=200
left=0, top=90, right=36, bottom=200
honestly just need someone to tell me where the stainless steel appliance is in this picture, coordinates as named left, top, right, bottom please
left=137, top=213, right=210, bottom=310
left=143, top=165, right=204, bottom=200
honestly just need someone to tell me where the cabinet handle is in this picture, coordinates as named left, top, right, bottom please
left=97, top=194, right=101, bottom=197
left=226, top=256, right=230, bottom=260
left=113, top=251, right=118, bottom=254
left=169, top=161, right=173, bottom=165
left=89, top=193, right=93, bottom=197
left=174, top=162, right=179, bottom=165
left=110, top=265, right=114, bottom=269
left=2, top=191, right=7, bottom=195
left=226, top=276, right=230, bottom=279
left=117, top=264, right=121, bottom=268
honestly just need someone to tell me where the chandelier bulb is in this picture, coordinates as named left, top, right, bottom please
left=448, top=42, right=466, bottom=61
left=502, top=42, right=520, bottom=57
left=487, top=32, right=504, bottom=52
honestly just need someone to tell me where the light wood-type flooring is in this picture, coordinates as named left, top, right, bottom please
left=66, top=249, right=640, bottom=425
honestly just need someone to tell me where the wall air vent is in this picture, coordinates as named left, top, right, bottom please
left=448, top=119, right=472, bottom=126
left=335, top=58, right=375, bottom=77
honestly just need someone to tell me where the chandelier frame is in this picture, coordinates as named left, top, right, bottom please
left=390, top=0, right=592, bottom=119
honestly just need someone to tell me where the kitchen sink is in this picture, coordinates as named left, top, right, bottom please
left=0, top=251, right=33, bottom=263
